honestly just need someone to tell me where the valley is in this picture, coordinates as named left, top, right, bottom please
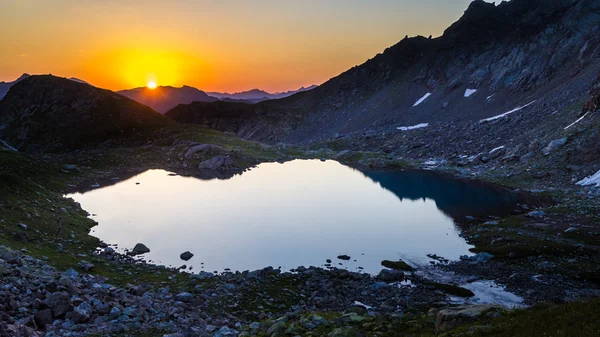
left=1, top=0, right=600, bottom=336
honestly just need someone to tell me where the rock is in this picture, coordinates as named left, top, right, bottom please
left=0, top=245, right=17, bottom=260
left=184, top=144, right=223, bottom=158
left=199, top=155, right=234, bottom=170
left=77, top=260, right=94, bottom=271
left=180, top=251, right=194, bottom=261
left=175, top=292, right=194, bottom=303
left=34, top=309, right=53, bottom=329
left=266, top=321, right=287, bottom=336
left=214, top=326, right=237, bottom=337
left=337, top=255, right=351, bottom=261
left=73, top=302, right=93, bottom=323
left=376, top=269, right=405, bottom=282
left=64, top=268, right=79, bottom=278
left=542, top=138, right=567, bottom=155
left=328, top=326, right=364, bottom=337
left=435, top=304, right=503, bottom=333
left=527, top=210, right=545, bottom=218
left=130, top=243, right=150, bottom=255
left=108, top=307, right=121, bottom=320
left=381, top=260, right=414, bottom=271
left=45, top=291, right=71, bottom=318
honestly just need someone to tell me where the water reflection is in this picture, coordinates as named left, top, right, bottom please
left=67, top=160, right=530, bottom=274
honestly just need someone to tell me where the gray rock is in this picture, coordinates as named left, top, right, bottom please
left=376, top=269, right=405, bottom=282
left=528, top=210, right=545, bottom=218
left=108, top=307, right=121, bottom=320
left=77, top=260, right=94, bottom=271
left=34, top=309, right=53, bottom=329
left=130, top=243, right=150, bottom=255
left=214, top=326, right=237, bottom=337
left=45, top=291, right=71, bottom=318
left=266, top=321, right=287, bottom=336
left=73, top=302, right=93, bottom=323
left=180, top=251, right=194, bottom=261
left=435, top=304, right=503, bottom=333
left=542, top=138, right=567, bottom=155
left=184, top=144, right=223, bottom=158
left=199, top=155, right=234, bottom=170
left=174, top=292, right=194, bottom=303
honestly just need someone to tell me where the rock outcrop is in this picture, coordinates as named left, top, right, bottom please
left=435, top=304, right=503, bottom=333
left=583, top=72, right=600, bottom=113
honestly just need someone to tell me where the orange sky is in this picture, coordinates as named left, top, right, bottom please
left=0, top=0, right=476, bottom=92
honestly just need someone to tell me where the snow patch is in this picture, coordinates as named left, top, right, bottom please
left=464, top=89, right=477, bottom=98
left=413, top=93, right=432, bottom=107
left=489, top=146, right=505, bottom=154
left=397, top=123, right=429, bottom=131
left=353, top=301, right=373, bottom=310
left=577, top=169, right=600, bottom=187
left=479, top=101, right=536, bottom=123
left=564, top=111, right=591, bottom=130
left=486, top=94, right=495, bottom=100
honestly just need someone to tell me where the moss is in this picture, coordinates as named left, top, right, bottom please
left=447, top=300, right=600, bottom=337
left=381, top=259, right=414, bottom=271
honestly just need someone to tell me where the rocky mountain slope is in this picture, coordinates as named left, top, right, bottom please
left=167, top=0, right=600, bottom=147
left=0, top=75, right=170, bottom=153
left=118, top=85, right=218, bottom=113
left=0, top=73, right=30, bottom=100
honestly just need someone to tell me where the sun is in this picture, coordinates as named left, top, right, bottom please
left=146, top=80, right=157, bottom=89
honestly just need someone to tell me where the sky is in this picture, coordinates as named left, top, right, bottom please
left=0, top=0, right=480, bottom=92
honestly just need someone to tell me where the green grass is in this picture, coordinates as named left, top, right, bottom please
left=448, top=300, right=600, bottom=337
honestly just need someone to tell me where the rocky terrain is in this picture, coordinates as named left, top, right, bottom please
left=2, top=0, right=600, bottom=336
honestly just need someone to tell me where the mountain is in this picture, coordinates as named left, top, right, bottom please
left=0, top=73, right=30, bottom=101
left=207, top=85, right=318, bottom=102
left=166, top=0, right=600, bottom=154
left=118, top=85, right=218, bottom=113
left=0, top=75, right=170, bottom=153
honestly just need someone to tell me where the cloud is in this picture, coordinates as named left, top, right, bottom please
left=17, top=54, right=28, bottom=57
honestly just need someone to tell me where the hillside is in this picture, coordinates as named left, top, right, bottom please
left=118, top=85, right=218, bottom=113
left=167, top=0, right=600, bottom=143
left=0, top=75, right=170, bottom=153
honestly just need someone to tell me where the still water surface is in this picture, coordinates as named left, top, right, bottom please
left=67, top=160, right=521, bottom=274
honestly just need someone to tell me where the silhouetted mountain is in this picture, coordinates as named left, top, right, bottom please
left=0, top=73, right=30, bottom=101
left=0, top=75, right=170, bottom=153
left=207, top=85, right=318, bottom=102
left=118, top=85, right=218, bottom=113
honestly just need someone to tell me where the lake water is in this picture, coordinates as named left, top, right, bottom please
left=67, top=160, right=524, bottom=274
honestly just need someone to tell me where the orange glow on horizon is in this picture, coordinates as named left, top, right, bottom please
left=146, top=80, right=157, bottom=89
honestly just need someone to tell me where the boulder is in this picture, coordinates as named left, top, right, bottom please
left=435, top=304, right=503, bottom=333
left=180, top=251, right=194, bottom=261
left=266, top=321, right=287, bottom=336
left=130, top=243, right=150, bottom=255
left=184, top=144, right=222, bottom=158
left=45, top=291, right=71, bottom=318
left=542, top=138, right=567, bottom=155
left=174, top=292, right=194, bottom=303
left=72, top=302, right=93, bottom=323
left=198, top=155, right=234, bottom=170
left=376, top=269, right=405, bottom=282
left=34, top=309, right=53, bottom=329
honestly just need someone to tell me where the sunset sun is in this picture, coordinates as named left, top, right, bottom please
left=146, top=80, right=157, bottom=89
